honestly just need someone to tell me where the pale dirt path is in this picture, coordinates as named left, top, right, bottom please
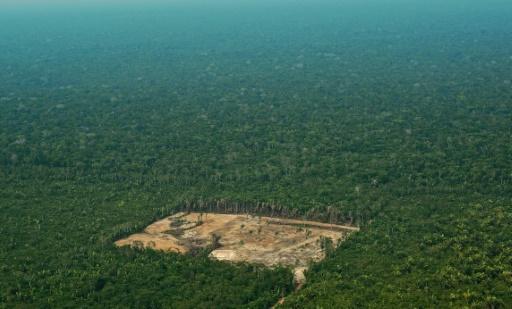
left=272, top=267, right=307, bottom=308
left=265, top=217, right=360, bottom=232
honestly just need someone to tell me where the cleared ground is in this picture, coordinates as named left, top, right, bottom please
left=115, top=212, right=359, bottom=284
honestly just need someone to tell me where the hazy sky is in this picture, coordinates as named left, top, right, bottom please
left=0, top=0, right=191, bottom=8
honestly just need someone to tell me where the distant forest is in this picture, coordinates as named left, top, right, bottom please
left=1, top=2, right=512, bottom=308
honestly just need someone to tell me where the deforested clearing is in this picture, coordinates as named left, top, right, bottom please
left=116, top=212, right=359, bottom=283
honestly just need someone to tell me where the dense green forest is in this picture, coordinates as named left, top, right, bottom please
left=1, top=1, right=512, bottom=308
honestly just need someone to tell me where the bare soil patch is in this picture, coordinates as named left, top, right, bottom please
left=115, top=212, right=358, bottom=284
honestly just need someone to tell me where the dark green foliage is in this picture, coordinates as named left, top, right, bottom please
left=1, top=1, right=512, bottom=308
left=282, top=198, right=512, bottom=307
left=0, top=187, right=293, bottom=308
